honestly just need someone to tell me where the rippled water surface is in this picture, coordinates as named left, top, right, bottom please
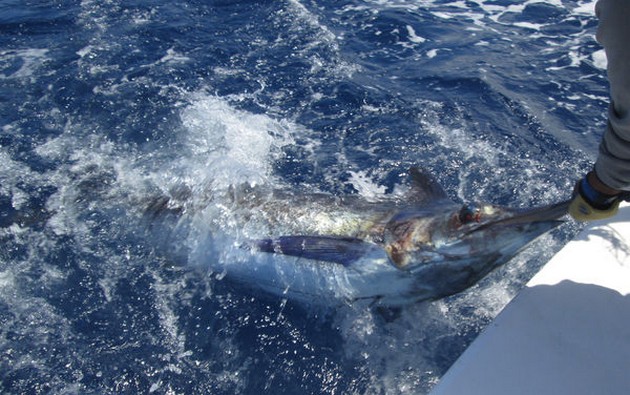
left=0, top=0, right=604, bottom=393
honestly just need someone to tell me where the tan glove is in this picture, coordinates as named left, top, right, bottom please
left=569, top=172, right=623, bottom=222
left=569, top=192, right=620, bottom=221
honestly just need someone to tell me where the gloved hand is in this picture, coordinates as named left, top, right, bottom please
left=569, top=172, right=621, bottom=221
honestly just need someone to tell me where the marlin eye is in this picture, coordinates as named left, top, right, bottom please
left=459, top=205, right=481, bottom=224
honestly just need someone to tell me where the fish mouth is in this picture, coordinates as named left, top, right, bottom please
left=470, top=199, right=570, bottom=233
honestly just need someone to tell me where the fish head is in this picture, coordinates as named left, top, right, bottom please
left=384, top=200, right=568, bottom=280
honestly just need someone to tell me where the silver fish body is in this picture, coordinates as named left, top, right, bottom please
left=148, top=168, right=568, bottom=306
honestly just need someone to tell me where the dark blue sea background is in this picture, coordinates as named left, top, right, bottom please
left=0, top=0, right=605, bottom=393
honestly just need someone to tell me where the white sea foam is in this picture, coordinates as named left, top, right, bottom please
left=177, top=93, right=296, bottom=190
left=348, top=170, right=388, bottom=201
left=0, top=270, right=14, bottom=289
left=158, top=48, right=191, bottom=65
left=0, top=48, right=49, bottom=80
left=283, top=0, right=361, bottom=78
left=406, top=25, right=427, bottom=44
left=513, top=22, right=543, bottom=30
left=574, top=0, right=597, bottom=15
left=287, top=0, right=337, bottom=46
left=359, top=0, right=596, bottom=35
left=592, top=49, right=607, bottom=69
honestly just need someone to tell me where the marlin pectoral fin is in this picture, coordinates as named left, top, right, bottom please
left=250, top=235, right=375, bottom=266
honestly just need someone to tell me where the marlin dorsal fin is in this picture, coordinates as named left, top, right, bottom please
left=408, top=167, right=449, bottom=204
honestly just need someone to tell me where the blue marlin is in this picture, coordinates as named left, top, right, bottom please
left=150, top=168, right=568, bottom=306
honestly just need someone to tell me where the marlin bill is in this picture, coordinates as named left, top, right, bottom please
left=147, top=168, right=569, bottom=306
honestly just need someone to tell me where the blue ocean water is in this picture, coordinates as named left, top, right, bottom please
left=0, top=0, right=604, bottom=393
